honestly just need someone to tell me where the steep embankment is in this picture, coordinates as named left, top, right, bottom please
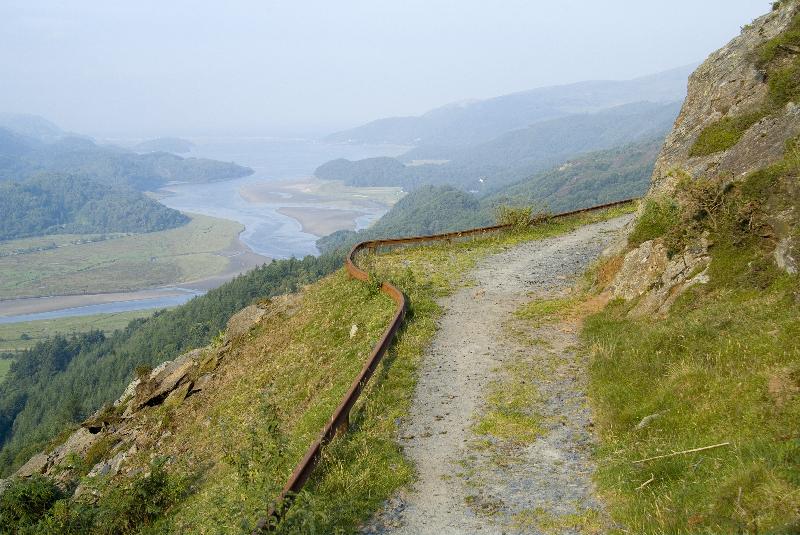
left=578, top=2, right=800, bottom=533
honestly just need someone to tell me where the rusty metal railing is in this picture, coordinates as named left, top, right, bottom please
left=253, top=197, right=638, bottom=532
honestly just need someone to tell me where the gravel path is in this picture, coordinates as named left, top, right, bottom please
left=361, top=215, right=632, bottom=535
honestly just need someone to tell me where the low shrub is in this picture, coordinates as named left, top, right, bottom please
left=0, top=475, right=63, bottom=530
left=627, top=197, right=681, bottom=247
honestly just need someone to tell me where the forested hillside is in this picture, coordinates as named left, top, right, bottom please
left=0, top=252, right=342, bottom=476
left=0, top=113, right=64, bottom=141
left=0, top=174, right=188, bottom=240
left=318, top=185, right=489, bottom=252
left=318, top=139, right=661, bottom=253
left=0, top=126, right=252, bottom=191
left=486, top=137, right=662, bottom=212
left=316, top=101, right=678, bottom=194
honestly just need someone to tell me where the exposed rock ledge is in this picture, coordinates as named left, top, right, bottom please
left=7, top=302, right=271, bottom=487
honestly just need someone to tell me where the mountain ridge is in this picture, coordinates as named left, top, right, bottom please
left=325, top=64, right=694, bottom=147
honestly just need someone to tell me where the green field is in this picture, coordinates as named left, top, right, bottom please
left=0, top=214, right=243, bottom=300
left=0, top=310, right=155, bottom=353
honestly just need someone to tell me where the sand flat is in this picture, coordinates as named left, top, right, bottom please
left=277, top=206, right=365, bottom=237
left=239, top=176, right=404, bottom=209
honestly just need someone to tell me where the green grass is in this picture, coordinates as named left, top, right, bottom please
left=627, top=197, right=681, bottom=248
left=688, top=112, right=766, bottom=157
left=163, top=204, right=635, bottom=532
left=583, top=152, right=800, bottom=533
left=0, top=214, right=243, bottom=299
left=0, top=310, right=155, bottom=353
left=756, top=9, right=800, bottom=66
left=513, top=507, right=604, bottom=535
left=0, top=233, right=128, bottom=256
left=473, top=371, right=543, bottom=444
left=514, top=296, right=576, bottom=325
left=585, top=277, right=800, bottom=534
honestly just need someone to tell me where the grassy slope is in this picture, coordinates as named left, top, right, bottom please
left=103, top=205, right=632, bottom=534
left=0, top=359, right=10, bottom=383
left=0, top=214, right=241, bottom=299
left=577, top=14, right=800, bottom=533
left=0, top=310, right=154, bottom=353
left=580, top=168, right=800, bottom=531
left=584, top=266, right=800, bottom=534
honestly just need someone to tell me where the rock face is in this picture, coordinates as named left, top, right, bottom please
left=612, top=1, right=800, bottom=312
left=650, top=4, right=800, bottom=196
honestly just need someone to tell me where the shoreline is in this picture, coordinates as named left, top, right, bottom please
left=239, top=176, right=403, bottom=239
left=0, top=233, right=269, bottom=319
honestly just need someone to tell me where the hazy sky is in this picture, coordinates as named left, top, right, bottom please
left=0, top=0, right=770, bottom=138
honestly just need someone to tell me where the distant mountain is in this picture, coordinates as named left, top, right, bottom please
left=0, top=113, right=64, bottom=141
left=134, top=137, right=195, bottom=154
left=0, top=127, right=252, bottom=191
left=316, top=101, right=679, bottom=193
left=325, top=64, right=694, bottom=147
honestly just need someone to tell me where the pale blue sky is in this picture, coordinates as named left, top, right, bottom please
left=0, top=0, right=770, bottom=137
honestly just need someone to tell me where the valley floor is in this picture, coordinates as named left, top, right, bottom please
left=363, top=216, right=631, bottom=535
left=0, top=213, right=268, bottom=303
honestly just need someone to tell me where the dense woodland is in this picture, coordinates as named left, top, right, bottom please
left=0, top=122, right=251, bottom=241
left=0, top=174, right=188, bottom=240
left=0, top=252, right=343, bottom=476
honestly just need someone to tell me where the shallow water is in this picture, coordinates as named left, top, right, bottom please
left=160, top=138, right=406, bottom=258
left=0, top=138, right=404, bottom=322
left=0, top=288, right=203, bottom=325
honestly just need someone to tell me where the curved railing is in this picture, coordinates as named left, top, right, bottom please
left=253, top=198, right=637, bottom=532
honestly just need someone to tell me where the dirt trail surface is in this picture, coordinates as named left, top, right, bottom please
left=362, top=215, right=632, bottom=535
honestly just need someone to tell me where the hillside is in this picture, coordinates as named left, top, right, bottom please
left=0, top=113, right=65, bottom=141
left=316, top=101, right=679, bottom=194
left=326, top=65, right=692, bottom=147
left=487, top=136, right=663, bottom=212
left=0, top=253, right=342, bottom=477
left=0, top=174, right=188, bottom=241
left=2, top=3, right=799, bottom=534
left=317, top=185, right=489, bottom=253
left=318, top=139, right=662, bottom=254
left=0, top=206, right=629, bottom=533
left=0, top=126, right=252, bottom=191
left=571, top=2, right=800, bottom=531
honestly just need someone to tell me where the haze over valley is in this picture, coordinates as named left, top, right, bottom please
left=2, top=2, right=797, bottom=534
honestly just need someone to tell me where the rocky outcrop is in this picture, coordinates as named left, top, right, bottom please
left=610, top=240, right=669, bottom=300
left=650, top=4, right=800, bottom=196
left=611, top=1, right=800, bottom=313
